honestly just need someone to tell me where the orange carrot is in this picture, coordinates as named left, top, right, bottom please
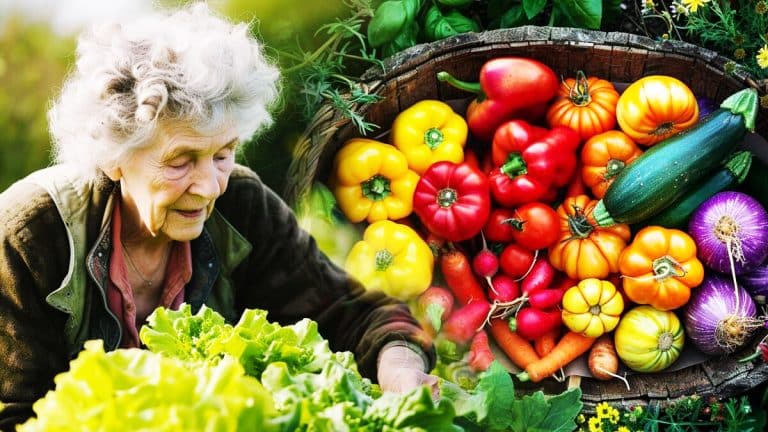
left=441, top=249, right=488, bottom=305
left=534, top=326, right=561, bottom=357
left=518, top=331, right=596, bottom=382
left=489, top=318, right=540, bottom=369
left=588, top=335, right=619, bottom=381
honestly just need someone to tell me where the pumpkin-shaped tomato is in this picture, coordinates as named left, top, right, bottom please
left=546, top=72, right=620, bottom=141
left=562, top=278, right=624, bottom=338
left=614, top=305, right=684, bottom=373
left=615, top=75, right=699, bottom=146
left=548, top=195, right=631, bottom=280
left=580, top=130, right=643, bottom=199
left=618, top=226, right=704, bottom=311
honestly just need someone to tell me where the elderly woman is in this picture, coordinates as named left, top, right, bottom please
left=0, top=3, right=435, bottom=427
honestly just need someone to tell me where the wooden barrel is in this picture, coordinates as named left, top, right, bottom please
left=284, top=26, right=768, bottom=411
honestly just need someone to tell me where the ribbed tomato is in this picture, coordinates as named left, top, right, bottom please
left=614, top=305, right=684, bottom=373
left=548, top=195, right=631, bottom=280
left=615, top=75, right=699, bottom=146
left=546, top=72, right=619, bottom=141
left=580, top=130, right=643, bottom=199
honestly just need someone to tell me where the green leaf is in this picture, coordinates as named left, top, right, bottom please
left=367, top=0, right=409, bottom=47
left=522, top=0, right=547, bottom=19
left=551, top=0, right=602, bottom=29
left=381, top=20, right=420, bottom=58
left=424, top=6, right=480, bottom=41
left=507, top=388, right=583, bottom=432
left=437, top=0, right=474, bottom=7
left=476, top=362, right=516, bottom=429
left=498, top=5, right=531, bottom=29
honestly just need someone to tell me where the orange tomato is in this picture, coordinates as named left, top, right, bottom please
left=618, top=226, right=705, bottom=311
left=615, top=75, right=699, bottom=146
left=580, top=130, right=644, bottom=198
left=546, top=72, right=620, bottom=141
left=548, top=195, right=631, bottom=280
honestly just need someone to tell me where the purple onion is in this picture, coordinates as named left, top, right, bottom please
left=739, top=260, right=768, bottom=302
left=684, top=273, right=758, bottom=355
left=688, top=191, right=768, bottom=275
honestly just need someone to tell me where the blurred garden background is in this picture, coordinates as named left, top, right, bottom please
left=0, top=0, right=352, bottom=194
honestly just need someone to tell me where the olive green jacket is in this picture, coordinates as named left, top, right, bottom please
left=0, top=164, right=433, bottom=429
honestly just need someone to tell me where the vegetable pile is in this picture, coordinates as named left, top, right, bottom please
left=312, top=56, right=768, bottom=386
left=15, top=305, right=583, bottom=431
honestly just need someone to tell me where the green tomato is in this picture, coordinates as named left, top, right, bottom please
left=614, top=305, right=685, bottom=373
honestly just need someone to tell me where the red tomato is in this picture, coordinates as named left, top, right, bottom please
left=483, top=208, right=518, bottom=243
left=499, top=243, right=535, bottom=279
left=509, top=202, right=560, bottom=251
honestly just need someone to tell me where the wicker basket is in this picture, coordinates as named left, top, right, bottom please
left=285, top=26, right=768, bottom=411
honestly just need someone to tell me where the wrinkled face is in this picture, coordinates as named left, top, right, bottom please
left=111, top=121, right=238, bottom=242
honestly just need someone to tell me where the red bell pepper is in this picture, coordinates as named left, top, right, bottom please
left=488, top=120, right=580, bottom=207
left=413, top=161, right=491, bottom=242
left=436, top=57, right=559, bottom=141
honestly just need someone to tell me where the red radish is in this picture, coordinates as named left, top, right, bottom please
left=441, top=249, right=488, bottom=305
left=512, top=307, right=562, bottom=341
left=521, top=258, right=556, bottom=294
left=472, top=233, right=499, bottom=292
left=441, top=301, right=492, bottom=344
left=417, top=286, right=455, bottom=332
left=499, top=243, right=535, bottom=279
left=528, top=288, right=566, bottom=310
left=467, top=330, right=495, bottom=372
left=487, top=274, right=520, bottom=303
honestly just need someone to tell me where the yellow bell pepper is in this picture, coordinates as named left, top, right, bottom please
left=345, top=220, right=434, bottom=301
left=562, top=278, right=624, bottom=338
left=331, top=138, right=419, bottom=223
left=391, top=100, right=468, bottom=175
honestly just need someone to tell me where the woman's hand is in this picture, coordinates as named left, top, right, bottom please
left=377, top=342, right=439, bottom=398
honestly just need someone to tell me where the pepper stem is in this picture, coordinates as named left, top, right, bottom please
left=603, top=159, right=626, bottom=180
left=567, top=71, right=592, bottom=106
left=437, top=188, right=458, bottom=208
left=567, top=205, right=595, bottom=239
left=375, top=249, right=394, bottom=271
left=361, top=175, right=391, bottom=201
left=500, top=153, right=528, bottom=177
left=652, top=255, right=687, bottom=280
left=436, top=71, right=485, bottom=100
left=424, top=127, right=444, bottom=150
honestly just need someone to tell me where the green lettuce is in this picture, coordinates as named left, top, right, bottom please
left=17, top=340, right=277, bottom=432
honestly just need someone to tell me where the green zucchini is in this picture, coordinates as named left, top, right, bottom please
left=593, top=88, right=758, bottom=227
left=638, top=151, right=753, bottom=229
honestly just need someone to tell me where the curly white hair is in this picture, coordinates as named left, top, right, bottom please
left=48, top=2, right=280, bottom=178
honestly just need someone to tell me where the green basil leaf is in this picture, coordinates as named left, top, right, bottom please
left=367, top=0, right=409, bottom=47
left=522, top=0, right=548, bottom=19
left=551, top=0, right=602, bottom=29
left=402, top=0, right=423, bottom=21
left=424, top=5, right=479, bottom=41
left=498, top=5, right=531, bottom=29
left=382, top=20, right=420, bottom=58
left=437, top=0, right=475, bottom=7
left=486, top=0, right=518, bottom=29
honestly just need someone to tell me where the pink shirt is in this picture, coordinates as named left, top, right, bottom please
left=107, top=200, right=192, bottom=348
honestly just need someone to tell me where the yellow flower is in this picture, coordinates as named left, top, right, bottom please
left=757, top=45, right=768, bottom=69
left=609, top=408, right=620, bottom=424
left=682, top=0, right=710, bottom=13
left=588, top=416, right=602, bottom=432
left=757, top=0, right=768, bottom=15
left=577, top=414, right=586, bottom=424
left=734, top=48, right=746, bottom=60
left=595, top=402, right=612, bottom=419
left=617, top=427, right=631, bottom=432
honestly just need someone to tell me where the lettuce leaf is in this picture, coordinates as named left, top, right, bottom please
left=17, top=340, right=277, bottom=432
